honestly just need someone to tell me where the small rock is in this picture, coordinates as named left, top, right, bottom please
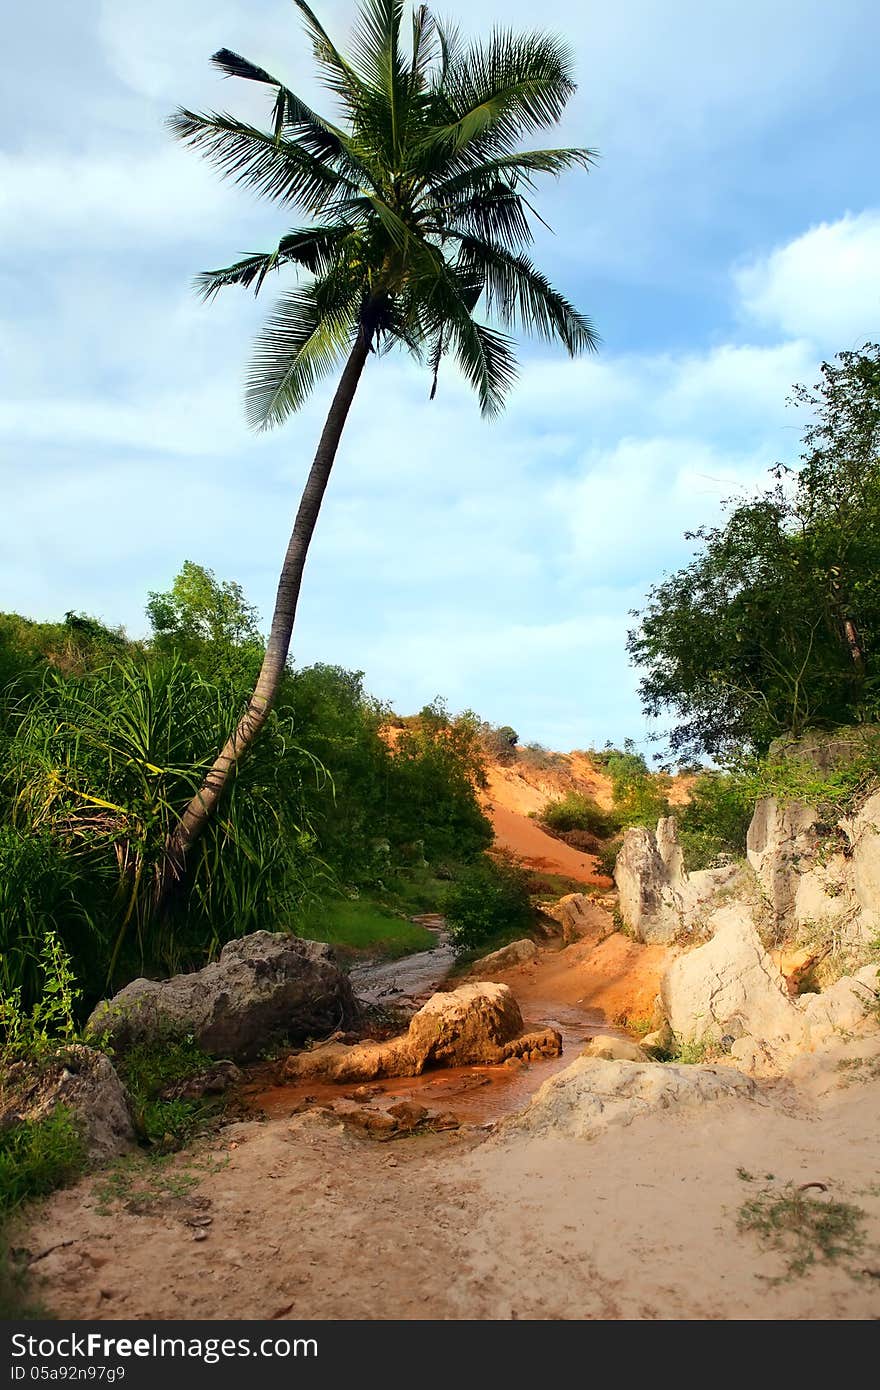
left=582, top=1036, right=650, bottom=1063
left=344, top=1108, right=398, bottom=1137
left=192, top=1230, right=209, bottom=1243
left=387, top=1101, right=428, bottom=1129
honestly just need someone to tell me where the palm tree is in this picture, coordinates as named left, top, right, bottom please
left=166, top=0, right=598, bottom=870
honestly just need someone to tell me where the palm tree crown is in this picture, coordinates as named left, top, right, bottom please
left=169, top=0, right=598, bottom=425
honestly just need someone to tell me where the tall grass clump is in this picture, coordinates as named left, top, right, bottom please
left=1, top=656, right=323, bottom=1010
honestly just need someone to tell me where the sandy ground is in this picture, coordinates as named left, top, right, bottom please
left=20, top=930, right=880, bottom=1321
left=24, top=1062, right=880, bottom=1321
left=487, top=801, right=608, bottom=884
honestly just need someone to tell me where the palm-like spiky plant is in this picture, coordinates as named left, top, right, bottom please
left=167, top=0, right=597, bottom=865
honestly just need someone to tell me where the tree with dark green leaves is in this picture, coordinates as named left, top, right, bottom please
left=166, top=0, right=597, bottom=870
left=629, top=344, right=880, bottom=759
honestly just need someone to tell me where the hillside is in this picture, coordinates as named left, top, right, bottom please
left=481, top=752, right=615, bottom=885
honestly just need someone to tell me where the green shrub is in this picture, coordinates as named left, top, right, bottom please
left=116, top=1037, right=221, bottom=1149
left=445, top=858, right=534, bottom=954
left=595, top=837, right=622, bottom=879
left=0, top=932, right=81, bottom=1061
left=0, top=1107, right=86, bottom=1214
left=540, top=792, right=621, bottom=838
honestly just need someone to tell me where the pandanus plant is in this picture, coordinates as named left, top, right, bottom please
left=167, top=0, right=597, bottom=872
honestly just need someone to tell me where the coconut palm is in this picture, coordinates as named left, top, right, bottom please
left=167, top=0, right=598, bottom=867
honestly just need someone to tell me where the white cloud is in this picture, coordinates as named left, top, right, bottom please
left=736, top=211, right=880, bottom=345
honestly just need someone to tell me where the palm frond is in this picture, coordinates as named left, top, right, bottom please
left=168, top=108, right=357, bottom=212
left=291, top=0, right=368, bottom=111
left=195, top=226, right=357, bottom=300
left=245, top=284, right=361, bottom=429
left=424, top=28, right=578, bottom=156
left=453, top=236, right=600, bottom=354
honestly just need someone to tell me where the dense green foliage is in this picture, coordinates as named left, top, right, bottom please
left=630, top=346, right=880, bottom=759
left=445, top=857, right=533, bottom=954
left=589, top=740, right=672, bottom=827
left=0, top=1107, right=86, bottom=1215
left=0, top=564, right=492, bottom=1022
left=538, top=791, right=620, bottom=838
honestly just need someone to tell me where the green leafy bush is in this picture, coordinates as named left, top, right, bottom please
left=539, top=792, right=621, bottom=838
left=445, top=858, right=534, bottom=954
left=117, top=1037, right=220, bottom=1149
left=0, top=931, right=81, bottom=1060
left=0, top=1107, right=86, bottom=1214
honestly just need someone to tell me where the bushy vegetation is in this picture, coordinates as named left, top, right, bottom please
left=0, top=564, right=493, bottom=1024
left=538, top=791, right=621, bottom=839
left=630, top=345, right=880, bottom=760
left=589, top=740, right=672, bottom=827
left=445, top=858, right=534, bottom=955
left=0, top=1107, right=86, bottom=1215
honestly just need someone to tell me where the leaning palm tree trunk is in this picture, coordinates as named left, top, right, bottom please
left=166, top=330, right=371, bottom=872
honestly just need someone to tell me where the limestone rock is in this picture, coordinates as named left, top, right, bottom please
left=470, top=939, right=539, bottom=973
left=581, top=1036, right=650, bottom=1063
left=501, top=1056, right=754, bottom=1142
left=641, top=1021, right=674, bottom=1058
left=0, top=1045, right=135, bottom=1163
left=798, top=964, right=880, bottom=1045
left=660, top=906, right=807, bottom=1054
left=542, top=893, right=607, bottom=944
left=615, top=818, right=741, bottom=943
left=87, top=931, right=358, bottom=1062
left=847, top=792, right=880, bottom=936
left=747, top=798, right=821, bottom=920
left=283, top=981, right=562, bottom=1083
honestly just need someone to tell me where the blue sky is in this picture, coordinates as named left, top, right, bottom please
left=2, top=0, right=880, bottom=755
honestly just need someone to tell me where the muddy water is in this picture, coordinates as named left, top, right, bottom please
left=246, top=918, right=629, bottom=1127
left=246, top=999, right=626, bottom=1127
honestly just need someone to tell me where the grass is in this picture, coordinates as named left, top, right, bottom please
left=92, top=1148, right=228, bottom=1216
left=668, top=1036, right=723, bottom=1065
left=0, top=1106, right=86, bottom=1216
left=293, top=896, right=436, bottom=960
left=737, top=1180, right=869, bottom=1281
left=116, top=1037, right=230, bottom=1150
left=526, top=870, right=589, bottom=901
left=0, top=1105, right=87, bottom=1319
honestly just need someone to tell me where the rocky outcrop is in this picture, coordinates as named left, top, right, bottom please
left=500, top=1056, right=754, bottom=1142
left=659, top=907, right=879, bottom=1072
left=661, top=907, right=808, bottom=1058
left=87, top=931, right=358, bottom=1062
left=0, top=1046, right=135, bottom=1162
left=283, top=982, right=562, bottom=1083
left=542, top=892, right=609, bottom=944
left=614, top=818, right=742, bottom=943
left=469, top=939, right=539, bottom=973
left=747, top=792, right=880, bottom=947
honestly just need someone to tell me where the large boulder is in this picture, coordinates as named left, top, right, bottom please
left=542, top=893, right=609, bottom=945
left=469, top=939, right=539, bottom=974
left=0, top=1045, right=135, bottom=1163
left=660, top=906, right=808, bottom=1055
left=615, top=818, right=741, bottom=944
left=283, top=981, right=562, bottom=1083
left=799, top=964, right=879, bottom=1045
left=501, top=1055, right=754, bottom=1142
left=87, top=931, right=359, bottom=1062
